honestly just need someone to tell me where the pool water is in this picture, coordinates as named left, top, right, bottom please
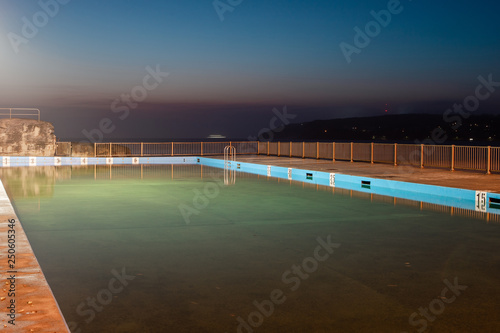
left=2, top=165, right=500, bottom=332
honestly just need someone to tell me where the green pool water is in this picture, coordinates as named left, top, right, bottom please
left=2, top=165, right=500, bottom=333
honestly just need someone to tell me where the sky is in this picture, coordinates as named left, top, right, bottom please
left=1, top=0, right=500, bottom=140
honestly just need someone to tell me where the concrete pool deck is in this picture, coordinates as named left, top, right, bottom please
left=224, top=155, right=500, bottom=193
left=0, top=181, right=69, bottom=332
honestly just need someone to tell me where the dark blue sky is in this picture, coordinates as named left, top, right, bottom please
left=1, top=0, right=499, bottom=139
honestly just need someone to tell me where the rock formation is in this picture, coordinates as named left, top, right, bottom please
left=0, top=118, right=56, bottom=156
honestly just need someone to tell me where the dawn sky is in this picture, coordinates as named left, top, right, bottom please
left=1, top=0, right=499, bottom=139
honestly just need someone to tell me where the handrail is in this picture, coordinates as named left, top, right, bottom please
left=53, top=140, right=499, bottom=174
left=224, top=145, right=236, bottom=185
left=0, top=108, right=40, bottom=121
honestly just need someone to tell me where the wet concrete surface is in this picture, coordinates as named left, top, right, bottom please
left=0, top=181, right=69, bottom=332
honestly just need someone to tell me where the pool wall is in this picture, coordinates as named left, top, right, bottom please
left=0, top=156, right=197, bottom=166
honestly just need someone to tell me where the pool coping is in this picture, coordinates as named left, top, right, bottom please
left=0, top=180, right=70, bottom=332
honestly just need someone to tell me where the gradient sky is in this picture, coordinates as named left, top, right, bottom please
left=1, top=0, right=499, bottom=139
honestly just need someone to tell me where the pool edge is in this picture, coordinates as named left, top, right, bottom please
left=0, top=180, right=70, bottom=332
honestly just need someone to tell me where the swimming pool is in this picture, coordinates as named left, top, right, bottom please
left=2, top=164, right=500, bottom=332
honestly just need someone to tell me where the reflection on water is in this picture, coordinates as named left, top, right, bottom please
left=295, top=179, right=500, bottom=225
left=2, top=164, right=498, bottom=224
left=0, top=166, right=67, bottom=199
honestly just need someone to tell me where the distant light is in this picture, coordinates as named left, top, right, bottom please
left=324, top=130, right=327, bottom=133
left=469, top=138, right=474, bottom=141
left=207, top=134, right=226, bottom=139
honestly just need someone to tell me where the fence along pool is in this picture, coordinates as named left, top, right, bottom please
left=55, top=141, right=500, bottom=174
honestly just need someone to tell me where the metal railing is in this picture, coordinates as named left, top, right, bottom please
left=256, top=141, right=499, bottom=174
left=0, top=108, right=40, bottom=121
left=55, top=141, right=259, bottom=158
left=53, top=141, right=500, bottom=174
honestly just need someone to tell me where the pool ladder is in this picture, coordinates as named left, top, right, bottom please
left=224, top=145, right=236, bottom=185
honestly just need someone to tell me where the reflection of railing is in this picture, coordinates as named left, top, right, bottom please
left=0, top=108, right=40, bottom=121
left=292, top=177, right=500, bottom=224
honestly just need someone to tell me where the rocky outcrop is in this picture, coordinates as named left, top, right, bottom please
left=0, top=118, right=56, bottom=156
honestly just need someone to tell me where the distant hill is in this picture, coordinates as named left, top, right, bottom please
left=273, top=114, right=500, bottom=144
